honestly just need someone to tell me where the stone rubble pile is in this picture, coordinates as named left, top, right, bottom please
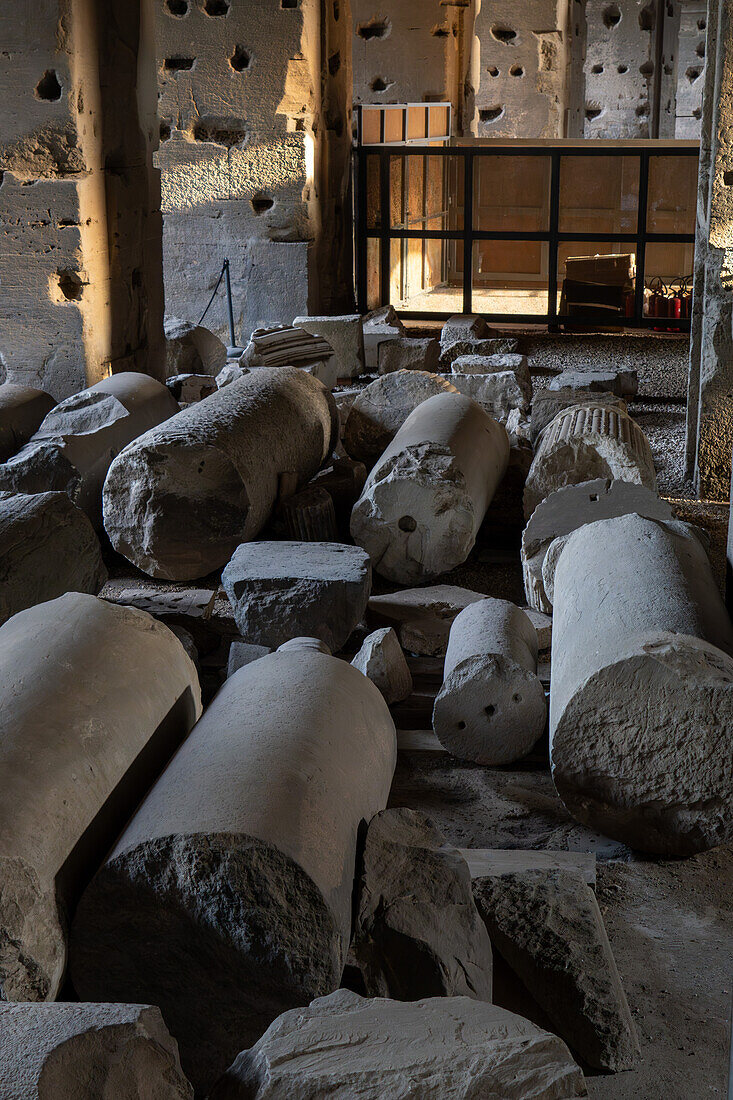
left=0, top=312, right=725, bottom=1097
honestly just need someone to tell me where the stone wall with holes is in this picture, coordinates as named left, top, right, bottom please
left=0, top=0, right=164, bottom=398
left=583, top=0, right=658, bottom=137
left=156, top=0, right=352, bottom=345
left=470, top=0, right=571, bottom=138
left=674, top=0, right=707, bottom=136
left=351, top=0, right=451, bottom=106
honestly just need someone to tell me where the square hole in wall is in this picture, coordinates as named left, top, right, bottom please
left=281, top=0, right=298, bottom=7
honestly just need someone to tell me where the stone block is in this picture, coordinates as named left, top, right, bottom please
left=222, top=541, right=371, bottom=651
left=209, top=990, right=586, bottom=1099
left=164, top=318, right=227, bottom=379
left=293, top=315, right=365, bottom=378
left=473, top=869, right=639, bottom=1072
left=440, top=314, right=490, bottom=345
left=351, top=626, right=412, bottom=704
left=0, top=1003, right=192, bottom=1099
left=548, top=368, right=638, bottom=398
left=343, top=370, right=456, bottom=464
left=438, top=337, right=519, bottom=370
left=227, top=639, right=272, bottom=677
left=368, top=584, right=488, bottom=656
left=447, top=370, right=531, bottom=420
left=352, top=808, right=493, bottom=1001
left=377, top=337, right=440, bottom=375
left=0, top=492, right=107, bottom=627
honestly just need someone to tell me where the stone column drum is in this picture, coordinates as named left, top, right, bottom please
left=103, top=367, right=339, bottom=581
left=0, top=383, right=56, bottom=462
left=351, top=392, right=509, bottom=584
left=433, top=599, right=547, bottom=765
left=70, top=642, right=397, bottom=1094
left=0, top=593, right=201, bottom=1004
left=0, top=374, right=178, bottom=527
left=0, top=492, right=107, bottom=626
left=523, top=403, right=656, bottom=519
left=550, top=513, right=733, bottom=856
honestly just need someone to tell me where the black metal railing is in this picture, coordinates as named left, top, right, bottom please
left=354, top=142, right=698, bottom=330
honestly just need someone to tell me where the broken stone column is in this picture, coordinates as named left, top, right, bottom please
left=433, top=598, right=547, bottom=765
left=0, top=373, right=178, bottom=528
left=0, top=384, right=56, bottom=462
left=209, top=990, right=586, bottom=1099
left=550, top=513, right=733, bottom=856
left=0, top=1003, right=193, bottom=1099
left=351, top=392, right=509, bottom=584
left=103, top=367, right=338, bottom=580
left=352, top=808, right=493, bottom=1001
left=0, top=592, right=201, bottom=1003
left=70, top=644, right=397, bottom=1093
left=524, top=403, right=656, bottom=519
left=0, top=492, right=107, bottom=626
left=351, top=626, right=413, bottom=704
left=522, top=479, right=674, bottom=613
left=343, top=370, right=457, bottom=465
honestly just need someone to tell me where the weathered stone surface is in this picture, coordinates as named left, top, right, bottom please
left=0, top=1002, right=193, bottom=1099
left=530, top=389, right=627, bottom=444
left=71, top=646, right=396, bottom=1093
left=166, top=373, right=218, bottom=403
left=362, top=307, right=405, bottom=371
left=351, top=393, right=509, bottom=584
left=550, top=513, right=733, bottom=856
left=227, top=640, right=272, bottom=677
left=548, top=368, right=638, bottom=398
left=0, top=492, right=107, bottom=626
left=216, top=363, right=249, bottom=389
left=222, top=541, right=370, bottom=651
left=524, top=608, right=552, bottom=650
left=451, top=351, right=531, bottom=387
left=524, top=403, right=656, bottom=519
left=438, top=337, right=519, bottom=370
left=164, top=317, right=227, bottom=379
left=447, top=370, right=531, bottom=420
left=0, top=374, right=179, bottom=529
left=102, top=368, right=338, bottom=581
left=377, top=337, right=440, bottom=375
left=440, top=313, right=490, bottom=345
left=368, top=584, right=487, bottom=656
left=473, top=869, right=640, bottom=1072
left=299, top=359, right=339, bottom=391
left=277, top=486, right=338, bottom=541
left=522, top=479, right=674, bottom=613
left=353, top=808, right=493, bottom=1001
left=343, top=370, right=456, bottom=464
left=0, top=593, right=201, bottom=1003
left=433, top=599, right=546, bottom=765
left=209, top=990, right=587, bottom=1099
left=293, top=315, right=365, bottom=379
left=0, top=383, right=56, bottom=463
left=351, top=626, right=412, bottom=704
